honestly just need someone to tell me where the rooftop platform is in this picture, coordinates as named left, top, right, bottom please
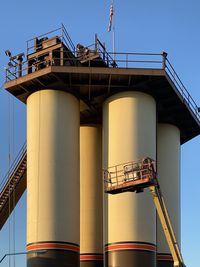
left=4, top=26, right=200, bottom=144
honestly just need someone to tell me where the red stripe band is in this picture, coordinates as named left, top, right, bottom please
left=80, top=254, right=103, bottom=261
left=105, top=242, right=156, bottom=253
left=157, top=254, right=173, bottom=261
left=27, top=242, right=79, bottom=253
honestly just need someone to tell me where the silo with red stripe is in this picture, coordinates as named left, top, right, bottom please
left=103, top=91, right=157, bottom=267
left=26, top=90, right=80, bottom=267
left=80, top=125, right=103, bottom=267
left=157, top=123, right=181, bottom=267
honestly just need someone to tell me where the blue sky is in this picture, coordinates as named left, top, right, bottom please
left=0, top=0, right=200, bottom=266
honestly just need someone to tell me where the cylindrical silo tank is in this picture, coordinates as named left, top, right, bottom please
left=80, top=125, right=103, bottom=267
left=103, top=91, right=157, bottom=267
left=26, top=90, right=80, bottom=267
left=157, top=123, right=180, bottom=267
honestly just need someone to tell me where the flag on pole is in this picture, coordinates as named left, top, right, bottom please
left=108, top=3, right=114, bottom=32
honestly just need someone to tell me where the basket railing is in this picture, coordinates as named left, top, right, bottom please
left=104, top=158, right=156, bottom=191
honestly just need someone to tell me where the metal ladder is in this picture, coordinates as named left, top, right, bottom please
left=0, top=143, right=27, bottom=230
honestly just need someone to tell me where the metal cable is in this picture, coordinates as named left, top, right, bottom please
left=8, top=94, right=11, bottom=267
left=12, top=97, right=16, bottom=267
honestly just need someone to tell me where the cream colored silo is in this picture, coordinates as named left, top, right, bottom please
left=26, top=90, right=80, bottom=267
left=157, top=123, right=181, bottom=267
left=80, top=125, right=103, bottom=267
left=103, top=91, right=157, bottom=267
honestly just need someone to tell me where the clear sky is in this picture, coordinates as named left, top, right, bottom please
left=0, top=0, right=200, bottom=266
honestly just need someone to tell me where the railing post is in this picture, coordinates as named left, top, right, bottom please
left=126, top=54, right=128, bottom=68
left=187, top=94, right=190, bottom=107
left=103, top=42, right=106, bottom=62
left=61, top=23, right=64, bottom=43
left=95, top=33, right=98, bottom=52
left=5, top=68, right=7, bottom=83
left=115, top=165, right=118, bottom=185
left=162, top=51, right=168, bottom=69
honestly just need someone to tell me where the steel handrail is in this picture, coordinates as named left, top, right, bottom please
left=61, top=24, right=76, bottom=53
left=5, top=52, right=164, bottom=80
left=5, top=50, right=200, bottom=124
left=26, top=26, right=63, bottom=54
left=26, top=26, right=62, bottom=43
left=165, top=58, right=200, bottom=120
left=26, top=25, right=76, bottom=56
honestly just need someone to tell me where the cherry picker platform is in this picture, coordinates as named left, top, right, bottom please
left=104, top=158, right=186, bottom=267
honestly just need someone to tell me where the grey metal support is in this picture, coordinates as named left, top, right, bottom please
left=162, top=51, right=168, bottom=69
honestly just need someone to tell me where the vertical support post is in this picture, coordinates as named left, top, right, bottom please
left=60, top=46, right=64, bottom=66
left=162, top=51, right=168, bottom=69
left=95, top=33, right=98, bottom=52
left=103, top=42, right=106, bottom=62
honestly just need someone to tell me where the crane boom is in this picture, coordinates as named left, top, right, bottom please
left=104, top=157, right=186, bottom=267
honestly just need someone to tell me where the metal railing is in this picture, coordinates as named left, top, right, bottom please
left=4, top=27, right=200, bottom=124
left=92, top=36, right=115, bottom=66
left=104, top=158, right=155, bottom=192
left=26, top=24, right=75, bottom=56
left=165, top=58, right=200, bottom=121
left=0, top=142, right=27, bottom=195
left=4, top=51, right=165, bottom=81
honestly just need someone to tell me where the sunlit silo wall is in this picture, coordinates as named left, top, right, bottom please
left=103, top=91, right=157, bottom=267
left=80, top=125, right=103, bottom=267
left=26, top=90, right=80, bottom=267
left=157, top=123, right=181, bottom=267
